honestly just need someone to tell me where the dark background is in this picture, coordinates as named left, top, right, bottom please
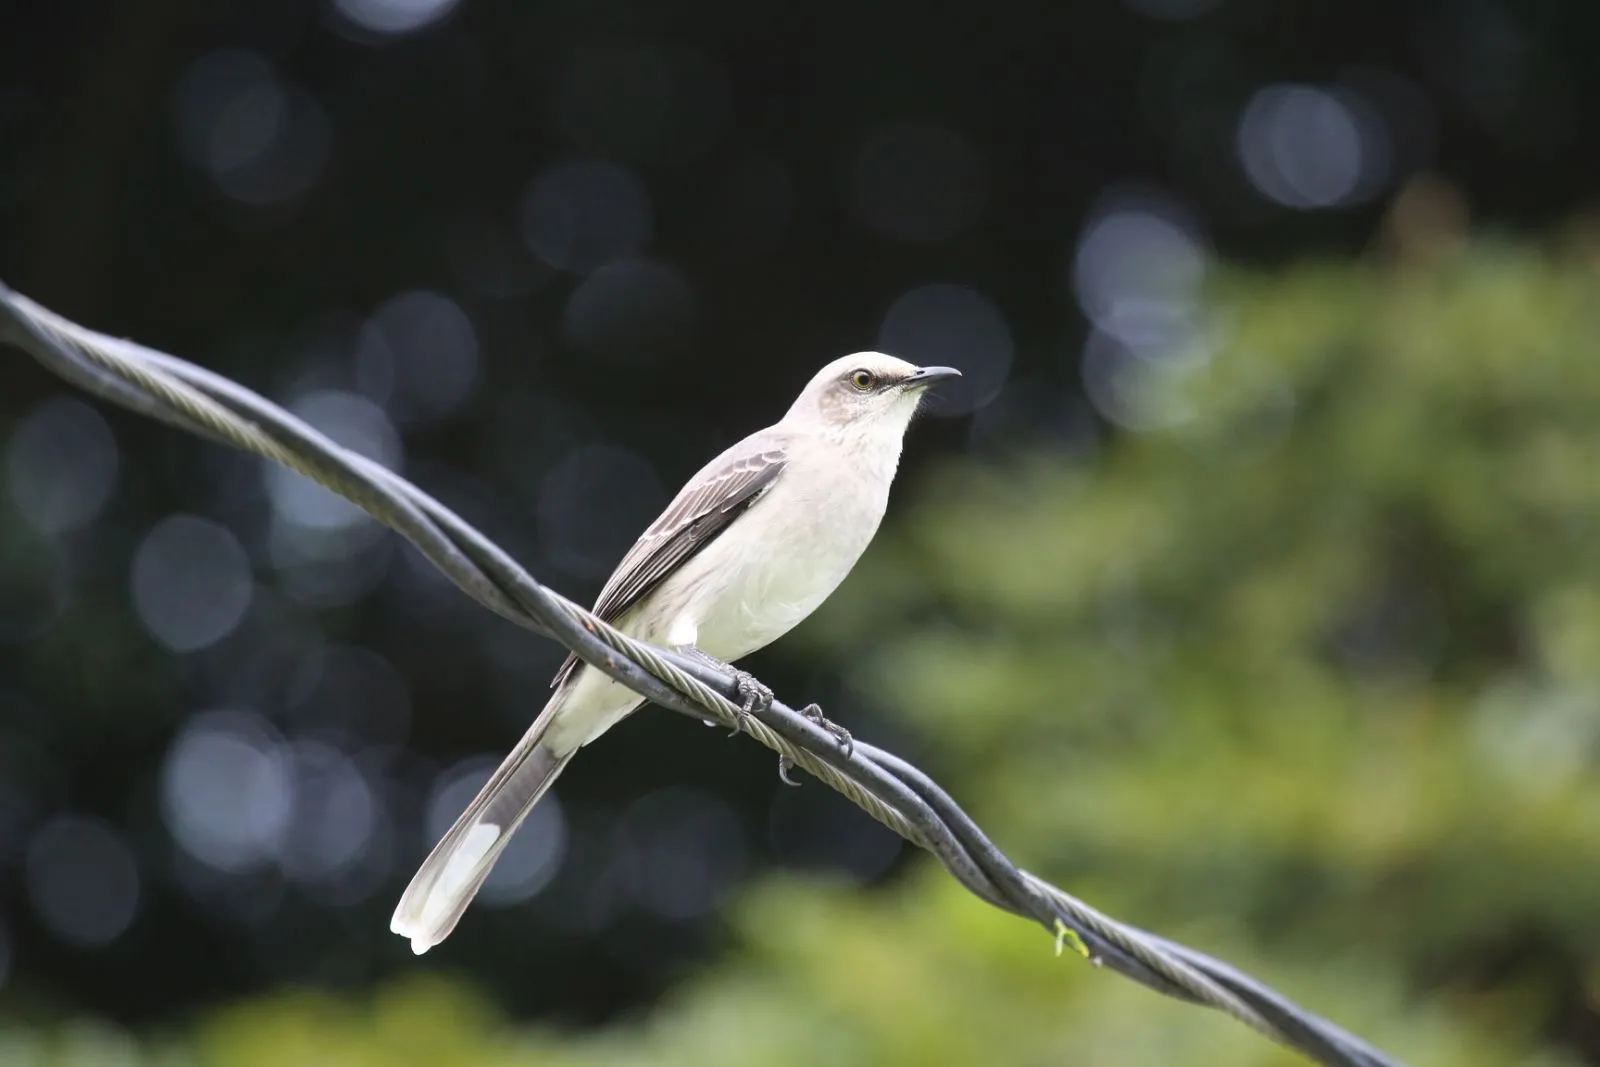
left=1, top=0, right=1596, bottom=1038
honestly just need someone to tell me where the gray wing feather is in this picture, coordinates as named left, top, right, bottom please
left=550, top=436, right=788, bottom=689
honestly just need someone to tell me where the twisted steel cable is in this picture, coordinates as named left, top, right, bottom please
left=1, top=282, right=1403, bottom=1067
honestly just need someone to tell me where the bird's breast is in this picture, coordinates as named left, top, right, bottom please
left=691, top=464, right=890, bottom=661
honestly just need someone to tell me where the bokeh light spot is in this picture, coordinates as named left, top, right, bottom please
left=25, top=816, right=141, bottom=948
left=331, top=0, right=462, bottom=37
left=621, top=788, right=746, bottom=921
left=1072, top=195, right=1207, bottom=341
left=130, top=514, right=254, bottom=653
left=520, top=160, right=653, bottom=275
left=279, top=741, right=379, bottom=884
left=1080, top=328, right=1203, bottom=433
left=1237, top=84, right=1388, bottom=209
left=161, top=711, right=292, bottom=873
left=877, top=284, right=1013, bottom=414
left=354, top=290, right=480, bottom=425
left=5, top=396, right=119, bottom=534
left=171, top=50, right=330, bottom=207
left=562, top=258, right=696, bottom=365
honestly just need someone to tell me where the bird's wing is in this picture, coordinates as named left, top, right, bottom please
left=550, top=434, right=789, bottom=689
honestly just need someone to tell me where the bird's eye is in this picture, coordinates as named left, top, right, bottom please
left=849, top=369, right=875, bottom=391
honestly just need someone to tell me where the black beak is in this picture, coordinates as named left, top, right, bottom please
left=902, top=365, right=962, bottom=389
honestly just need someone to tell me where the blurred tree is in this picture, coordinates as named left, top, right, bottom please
left=814, top=222, right=1600, bottom=1064
left=10, top=229, right=1600, bottom=1066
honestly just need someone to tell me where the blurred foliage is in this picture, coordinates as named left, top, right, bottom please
left=2, top=875, right=1578, bottom=1067
left=10, top=234, right=1600, bottom=1065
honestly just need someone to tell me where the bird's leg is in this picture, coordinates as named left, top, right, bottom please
left=674, top=646, right=772, bottom=735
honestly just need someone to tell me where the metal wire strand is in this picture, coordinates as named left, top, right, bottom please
left=0, top=282, right=1406, bottom=1067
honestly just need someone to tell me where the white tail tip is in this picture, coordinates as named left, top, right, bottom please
left=390, top=823, right=502, bottom=953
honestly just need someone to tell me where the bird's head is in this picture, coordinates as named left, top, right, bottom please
left=783, top=352, right=961, bottom=441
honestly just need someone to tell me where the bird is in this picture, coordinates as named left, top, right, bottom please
left=390, top=352, right=961, bottom=954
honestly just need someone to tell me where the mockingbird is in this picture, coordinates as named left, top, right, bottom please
left=391, top=352, right=960, bottom=953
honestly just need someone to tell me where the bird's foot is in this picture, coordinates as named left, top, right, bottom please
left=733, top=670, right=774, bottom=713
left=727, top=669, right=774, bottom=736
left=777, top=703, right=853, bottom=786
left=799, top=702, right=854, bottom=757
left=675, top=645, right=770, bottom=736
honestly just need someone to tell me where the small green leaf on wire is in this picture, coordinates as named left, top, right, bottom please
left=1054, top=919, right=1090, bottom=959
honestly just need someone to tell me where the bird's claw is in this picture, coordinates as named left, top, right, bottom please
left=727, top=669, right=773, bottom=736
left=774, top=703, right=853, bottom=786
left=671, top=646, right=772, bottom=736
left=778, top=755, right=802, bottom=786
left=736, top=671, right=774, bottom=713
left=800, top=702, right=853, bottom=757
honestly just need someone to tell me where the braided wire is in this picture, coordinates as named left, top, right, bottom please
left=0, top=282, right=1403, bottom=1067
left=552, top=595, right=935, bottom=848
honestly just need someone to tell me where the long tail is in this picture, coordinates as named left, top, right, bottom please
left=391, top=703, right=575, bottom=955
